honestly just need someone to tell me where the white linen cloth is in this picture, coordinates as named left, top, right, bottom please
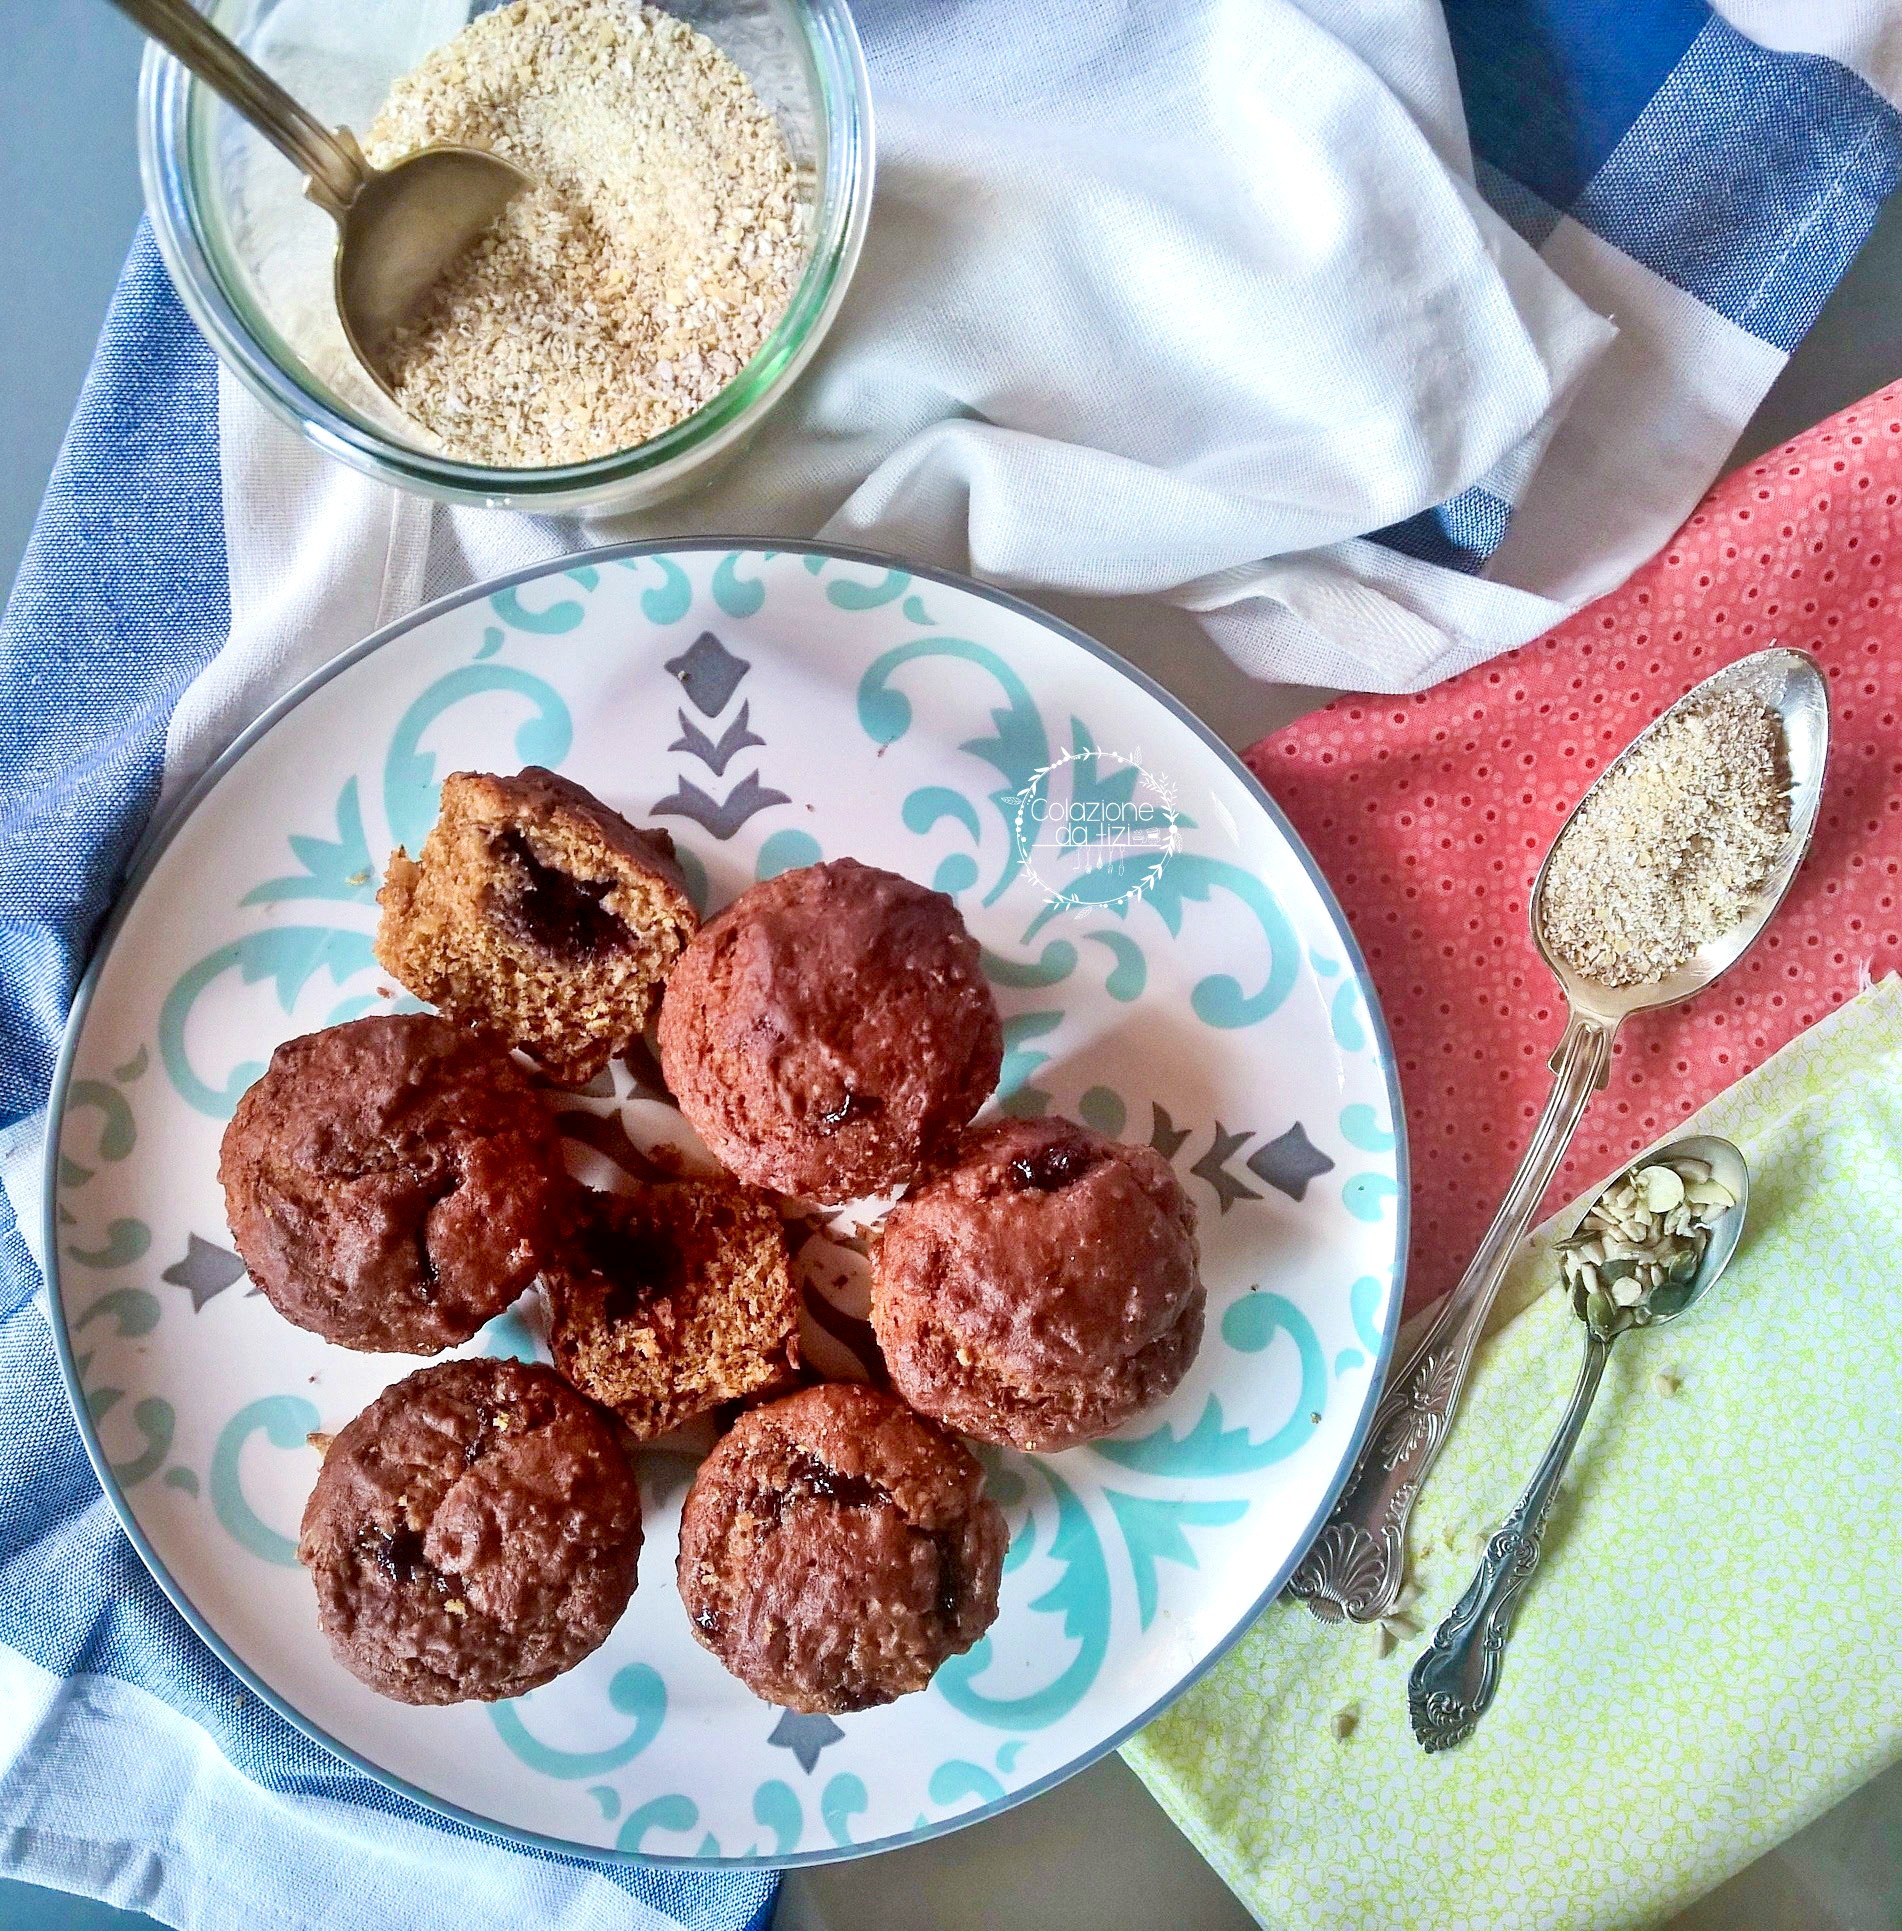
left=181, top=0, right=1902, bottom=804
left=180, top=0, right=1902, bottom=779
left=182, top=0, right=1623, bottom=800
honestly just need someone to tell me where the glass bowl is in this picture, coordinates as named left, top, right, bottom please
left=138, top=0, right=873, bottom=512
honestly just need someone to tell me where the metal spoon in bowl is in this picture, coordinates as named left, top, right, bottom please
left=1406, top=1132, right=1749, bottom=1750
left=1286, top=645, right=1828, bottom=1624
left=109, top=0, right=531, bottom=395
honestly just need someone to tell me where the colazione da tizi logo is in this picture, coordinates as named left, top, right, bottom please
left=1010, top=745, right=1182, bottom=915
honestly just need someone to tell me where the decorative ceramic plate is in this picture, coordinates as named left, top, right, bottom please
left=46, top=542, right=1405, bottom=1866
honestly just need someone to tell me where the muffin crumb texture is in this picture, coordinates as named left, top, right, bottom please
left=547, top=1174, right=800, bottom=1439
left=375, top=767, right=698, bottom=1085
left=363, top=0, right=805, bottom=466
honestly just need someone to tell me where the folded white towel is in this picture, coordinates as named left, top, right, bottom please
left=172, top=0, right=1902, bottom=802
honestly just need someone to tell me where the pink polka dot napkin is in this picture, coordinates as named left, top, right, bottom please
left=1248, top=387, right=1902, bottom=1315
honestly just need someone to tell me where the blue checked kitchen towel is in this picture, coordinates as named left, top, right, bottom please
left=5, top=4, right=1902, bottom=1927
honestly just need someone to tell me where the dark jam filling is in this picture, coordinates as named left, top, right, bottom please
left=931, top=1532, right=965, bottom=1625
left=462, top=1402, right=501, bottom=1468
left=817, top=1087, right=883, bottom=1132
left=773, top=1452, right=966, bottom=1628
left=373, top=1523, right=427, bottom=1583
left=366, top=1522, right=451, bottom=1592
left=487, top=827, right=629, bottom=962
left=782, top=1450, right=887, bottom=1511
left=1008, top=1137, right=1097, bottom=1192
left=589, top=1216, right=684, bottom=1328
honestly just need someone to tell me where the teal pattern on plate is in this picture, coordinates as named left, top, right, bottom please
left=210, top=1395, right=321, bottom=1566
left=84, top=548, right=1400, bottom=1860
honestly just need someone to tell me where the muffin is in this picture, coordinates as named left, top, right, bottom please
left=677, top=1383, right=1006, bottom=1713
left=545, top=1176, right=800, bottom=1440
left=299, top=1358, right=643, bottom=1704
left=657, top=859, right=1002, bottom=1200
left=376, top=766, right=698, bottom=1085
left=871, top=1115, right=1203, bottom=1451
left=219, top=1013, right=564, bottom=1353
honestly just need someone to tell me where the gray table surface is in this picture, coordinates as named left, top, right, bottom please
left=4, top=6, right=1899, bottom=1927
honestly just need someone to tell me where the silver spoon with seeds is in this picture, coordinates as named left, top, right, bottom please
left=1406, top=1134, right=1749, bottom=1750
left=1287, top=645, right=1826, bottom=1625
left=108, top=0, right=531, bottom=396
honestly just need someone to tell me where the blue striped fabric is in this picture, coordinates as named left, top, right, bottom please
left=0, top=235, right=775, bottom=1931
left=1372, top=0, right=1902, bottom=573
left=1369, top=483, right=1514, bottom=574
left=1567, top=19, right=1902, bottom=353
left=0, top=229, right=227, bottom=1128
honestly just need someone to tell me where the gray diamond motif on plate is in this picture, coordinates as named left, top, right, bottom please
left=665, top=631, right=750, bottom=716
left=1246, top=1123, right=1335, bottom=1202
left=767, top=1709, right=844, bottom=1774
left=162, top=1234, right=248, bottom=1311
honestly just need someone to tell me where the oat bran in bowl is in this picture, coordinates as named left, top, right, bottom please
left=138, top=0, right=872, bottom=511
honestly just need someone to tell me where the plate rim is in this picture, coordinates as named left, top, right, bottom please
left=40, top=535, right=1410, bottom=1869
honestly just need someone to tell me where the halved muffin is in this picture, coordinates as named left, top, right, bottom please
left=545, top=1175, right=800, bottom=1439
left=375, top=767, right=697, bottom=1084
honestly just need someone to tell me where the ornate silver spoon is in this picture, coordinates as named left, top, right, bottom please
left=1407, top=1133, right=1748, bottom=1750
left=1286, top=645, right=1827, bottom=1623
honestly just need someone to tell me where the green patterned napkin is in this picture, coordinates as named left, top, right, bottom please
left=1126, top=975, right=1902, bottom=1931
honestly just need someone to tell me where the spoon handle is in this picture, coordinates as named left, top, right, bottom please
left=1407, top=1325, right=1612, bottom=1750
left=1285, top=1009, right=1614, bottom=1622
left=106, top=0, right=367, bottom=214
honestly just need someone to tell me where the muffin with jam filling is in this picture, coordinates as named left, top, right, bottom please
left=545, top=1174, right=799, bottom=1441
left=299, top=1357, right=643, bottom=1704
left=677, top=1383, right=1005, bottom=1713
left=871, top=1114, right=1204, bottom=1451
left=375, top=766, right=697, bottom=1085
